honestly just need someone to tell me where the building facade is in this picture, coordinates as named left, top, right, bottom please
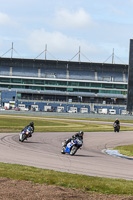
left=0, top=57, right=128, bottom=113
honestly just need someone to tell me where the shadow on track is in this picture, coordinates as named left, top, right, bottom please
left=19, top=141, right=48, bottom=144
left=74, top=154, right=96, bottom=158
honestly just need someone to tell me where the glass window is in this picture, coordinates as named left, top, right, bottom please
left=91, top=83, right=102, bottom=87
left=115, top=84, right=126, bottom=89
left=34, top=80, right=44, bottom=84
left=102, top=84, right=113, bottom=88
left=68, top=82, right=79, bottom=86
left=0, top=78, right=10, bottom=82
left=79, top=82, right=86, bottom=87
left=22, top=79, right=33, bottom=84
left=12, top=79, right=22, bottom=83
left=67, top=88, right=73, bottom=91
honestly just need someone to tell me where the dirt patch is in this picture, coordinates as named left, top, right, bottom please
left=0, top=177, right=133, bottom=200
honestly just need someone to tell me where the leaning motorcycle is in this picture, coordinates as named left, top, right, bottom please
left=19, top=127, right=32, bottom=142
left=61, top=138, right=83, bottom=155
left=113, top=122, right=120, bottom=132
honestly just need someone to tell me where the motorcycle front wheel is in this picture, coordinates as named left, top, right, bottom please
left=70, top=146, right=78, bottom=156
left=21, top=134, right=27, bottom=142
left=61, top=148, right=65, bottom=154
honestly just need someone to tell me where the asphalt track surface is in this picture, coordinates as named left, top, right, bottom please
left=0, top=117, right=133, bottom=180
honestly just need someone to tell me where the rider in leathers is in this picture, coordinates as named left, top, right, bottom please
left=113, top=118, right=120, bottom=131
left=63, top=131, right=84, bottom=147
left=22, top=121, right=34, bottom=137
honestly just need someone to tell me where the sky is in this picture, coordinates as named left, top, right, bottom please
left=0, top=0, right=133, bottom=64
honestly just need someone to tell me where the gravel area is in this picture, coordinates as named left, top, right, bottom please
left=0, top=177, right=133, bottom=200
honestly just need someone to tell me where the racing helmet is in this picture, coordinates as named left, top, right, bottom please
left=30, top=121, right=34, bottom=126
left=79, top=131, right=84, bottom=136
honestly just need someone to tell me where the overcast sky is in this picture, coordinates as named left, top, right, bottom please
left=0, top=0, right=133, bottom=64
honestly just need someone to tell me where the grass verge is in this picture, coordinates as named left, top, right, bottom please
left=114, top=145, right=133, bottom=157
left=0, top=115, right=132, bottom=132
left=0, top=162, right=133, bottom=195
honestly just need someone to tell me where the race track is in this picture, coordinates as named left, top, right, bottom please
left=1, top=121, right=133, bottom=180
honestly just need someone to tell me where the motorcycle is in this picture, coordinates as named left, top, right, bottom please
left=19, top=127, right=32, bottom=142
left=113, top=122, right=120, bottom=132
left=61, top=138, right=83, bottom=156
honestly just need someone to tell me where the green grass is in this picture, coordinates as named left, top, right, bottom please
left=0, top=162, right=133, bottom=195
left=114, top=145, right=133, bottom=157
left=0, top=115, right=132, bottom=132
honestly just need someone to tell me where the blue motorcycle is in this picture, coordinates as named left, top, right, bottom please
left=19, top=127, right=32, bottom=142
left=61, top=138, right=83, bottom=155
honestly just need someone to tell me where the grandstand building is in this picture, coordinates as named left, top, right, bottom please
left=0, top=57, right=128, bottom=113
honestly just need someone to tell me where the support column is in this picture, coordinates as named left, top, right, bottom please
left=127, top=39, right=133, bottom=112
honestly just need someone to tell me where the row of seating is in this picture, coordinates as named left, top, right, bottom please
left=0, top=65, right=128, bottom=82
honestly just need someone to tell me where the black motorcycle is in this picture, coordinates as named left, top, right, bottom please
left=113, top=122, right=120, bottom=132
